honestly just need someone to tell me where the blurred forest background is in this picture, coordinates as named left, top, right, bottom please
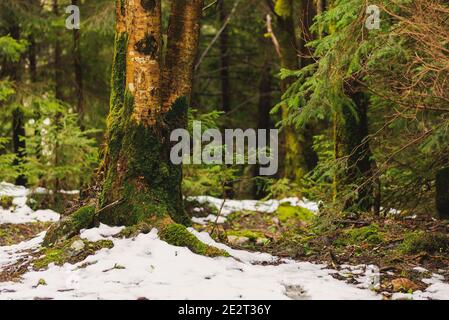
left=0, top=0, right=448, bottom=221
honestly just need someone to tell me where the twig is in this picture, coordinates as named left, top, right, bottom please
left=266, top=14, right=281, bottom=58
left=195, top=0, right=242, bottom=71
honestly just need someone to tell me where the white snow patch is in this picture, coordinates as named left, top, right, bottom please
left=0, top=232, right=45, bottom=269
left=191, top=215, right=226, bottom=225
left=0, top=227, right=380, bottom=300
left=1, top=223, right=448, bottom=300
left=0, top=182, right=60, bottom=224
left=80, top=224, right=125, bottom=242
left=391, top=273, right=449, bottom=300
left=188, top=196, right=319, bottom=224
left=0, top=184, right=447, bottom=300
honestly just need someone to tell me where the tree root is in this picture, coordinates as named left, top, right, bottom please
left=43, top=206, right=229, bottom=258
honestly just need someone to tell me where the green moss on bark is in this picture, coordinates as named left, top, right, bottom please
left=159, top=223, right=229, bottom=257
left=99, top=95, right=190, bottom=226
left=43, top=205, right=96, bottom=246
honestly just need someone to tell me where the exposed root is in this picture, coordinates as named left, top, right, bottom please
left=43, top=206, right=228, bottom=258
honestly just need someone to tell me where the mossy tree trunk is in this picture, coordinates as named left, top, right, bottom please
left=333, top=88, right=376, bottom=213
left=45, top=0, right=228, bottom=257
left=436, top=167, right=449, bottom=220
left=98, top=0, right=203, bottom=226
left=272, top=0, right=317, bottom=182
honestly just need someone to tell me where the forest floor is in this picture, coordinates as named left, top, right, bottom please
left=0, top=182, right=448, bottom=300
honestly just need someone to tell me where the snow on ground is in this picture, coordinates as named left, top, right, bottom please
left=0, top=182, right=448, bottom=300
left=0, top=232, right=45, bottom=268
left=0, top=225, right=380, bottom=300
left=0, top=224, right=448, bottom=300
left=0, top=182, right=60, bottom=224
left=189, top=196, right=319, bottom=225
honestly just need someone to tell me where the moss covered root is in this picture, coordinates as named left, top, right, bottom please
left=43, top=205, right=96, bottom=246
left=159, top=223, right=229, bottom=257
left=119, top=218, right=229, bottom=258
left=34, top=236, right=114, bottom=270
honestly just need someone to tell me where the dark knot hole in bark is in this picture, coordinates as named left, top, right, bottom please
left=140, top=0, right=156, bottom=12
left=134, top=33, right=158, bottom=58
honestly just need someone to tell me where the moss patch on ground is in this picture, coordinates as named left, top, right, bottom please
left=33, top=236, right=114, bottom=270
left=0, top=195, right=14, bottom=209
left=0, top=222, right=51, bottom=246
left=399, top=231, right=449, bottom=255
left=275, top=204, right=315, bottom=224
left=226, top=230, right=266, bottom=242
left=335, top=224, right=384, bottom=246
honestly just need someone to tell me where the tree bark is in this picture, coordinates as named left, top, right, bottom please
left=97, top=0, right=203, bottom=227
left=53, top=0, right=63, bottom=101
left=436, top=167, right=449, bottom=219
left=162, top=0, right=203, bottom=112
left=28, top=35, right=37, bottom=83
left=252, top=38, right=274, bottom=198
left=217, top=0, right=231, bottom=113
left=5, top=16, right=27, bottom=186
left=334, top=87, right=375, bottom=213
left=272, top=0, right=317, bottom=182
left=45, top=0, right=228, bottom=256
left=72, top=0, right=84, bottom=128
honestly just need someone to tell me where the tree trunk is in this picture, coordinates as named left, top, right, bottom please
left=217, top=0, right=231, bottom=113
left=334, top=88, right=375, bottom=212
left=436, top=167, right=449, bottom=219
left=12, top=108, right=27, bottom=186
left=6, top=18, right=27, bottom=186
left=28, top=35, right=37, bottom=83
left=45, top=1, right=227, bottom=256
left=72, top=0, right=84, bottom=128
left=53, top=0, right=63, bottom=101
left=273, top=0, right=317, bottom=183
left=252, top=42, right=273, bottom=199
left=97, top=0, right=202, bottom=226
left=162, top=0, right=203, bottom=112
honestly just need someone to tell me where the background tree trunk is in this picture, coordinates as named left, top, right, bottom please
left=252, top=38, right=274, bottom=199
left=53, top=0, right=63, bottom=101
left=72, top=0, right=84, bottom=128
left=272, top=0, right=317, bottom=183
left=5, top=16, right=27, bottom=186
left=436, top=167, right=449, bottom=219
left=217, top=0, right=231, bottom=113
left=334, top=88, right=375, bottom=212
